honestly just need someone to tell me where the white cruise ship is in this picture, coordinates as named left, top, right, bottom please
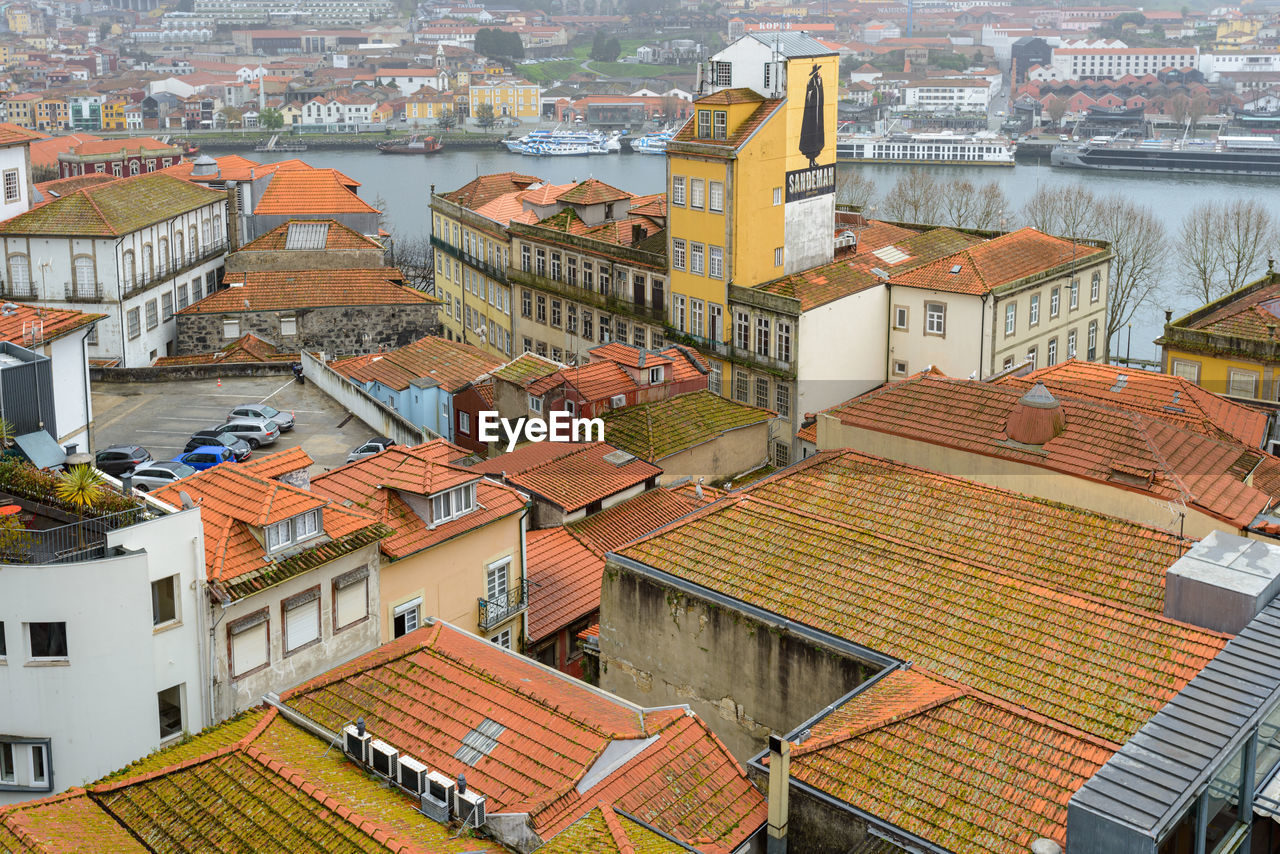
left=836, top=131, right=1016, bottom=166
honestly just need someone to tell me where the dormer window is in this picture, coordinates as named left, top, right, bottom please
left=649, top=366, right=663, bottom=384
left=431, top=483, right=476, bottom=525
left=697, top=110, right=711, bottom=138
left=713, top=110, right=727, bottom=140
left=267, top=509, right=322, bottom=552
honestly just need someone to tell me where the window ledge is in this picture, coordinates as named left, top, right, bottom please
left=25, top=658, right=70, bottom=667
left=153, top=619, right=182, bottom=635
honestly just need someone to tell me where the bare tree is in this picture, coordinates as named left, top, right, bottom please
left=880, top=171, right=940, bottom=224
left=1177, top=202, right=1220, bottom=305
left=1177, top=199, right=1276, bottom=303
left=1046, top=97, right=1067, bottom=128
left=1169, top=93, right=1190, bottom=127
left=1019, top=184, right=1097, bottom=238
left=392, top=232, right=435, bottom=295
left=972, top=180, right=1010, bottom=230
left=938, top=179, right=978, bottom=229
left=1188, top=95, right=1211, bottom=133
left=835, top=169, right=877, bottom=210
left=1092, top=194, right=1166, bottom=359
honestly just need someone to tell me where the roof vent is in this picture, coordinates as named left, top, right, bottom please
left=1165, top=530, right=1280, bottom=634
left=0, top=302, right=17, bottom=316
left=1005, top=382, right=1065, bottom=446
left=190, top=153, right=218, bottom=176
left=603, top=449, right=635, bottom=466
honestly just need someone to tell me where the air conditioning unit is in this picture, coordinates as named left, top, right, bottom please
left=369, top=739, right=398, bottom=779
left=454, top=789, right=487, bottom=827
left=343, top=724, right=371, bottom=764
left=610, top=394, right=626, bottom=409
left=420, top=771, right=456, bottom=824
left=397, top=755, right=429, bottom=795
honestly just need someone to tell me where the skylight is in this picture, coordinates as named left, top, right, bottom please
left=284, top=221, right=330, bottom=250
left=872, top=245, right=910, bottom=265
left=454, top=718, right=505, bottom=766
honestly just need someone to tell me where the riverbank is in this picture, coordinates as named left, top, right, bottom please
left=189, top=130, right=511, bottom=152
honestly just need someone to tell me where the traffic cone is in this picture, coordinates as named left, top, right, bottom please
left=217, top=377, right=222, bottom=387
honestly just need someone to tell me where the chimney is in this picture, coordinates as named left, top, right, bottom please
left=631, top=223, right=644, bottom=245
left=1005, top=383, right=1065, bottom=446
left=766, top=734, right=790, bottom=854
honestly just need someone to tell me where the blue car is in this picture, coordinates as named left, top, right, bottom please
left=173, top=445, right=235, bottom=471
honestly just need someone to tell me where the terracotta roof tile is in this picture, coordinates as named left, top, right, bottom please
left=825, top=373, right=1280, bottom=529
left=599, top=390, right=774, bottom=462
left=890, top=227, right=1105, bottom=296
left=283, top=622, right=766, bottom=851
left=491, top=351, right=562, bottom=386
left=671, top=95, right=783, bottom=151
left=0, top=172, right=223, bottom=237
left=471, top=190, right=541, bottom=226
left=557, top=178, right=631, bottom=206
left=788, top=667, right=1114, bottom=854
left=0, top=303, right=103, bottom=345
left=34, top=173, right=117, bottom=199
left=254, top=168, right=378, bottom=216
left=239, top=218, right=384, bottom=252
left=440, top=171, right=543, bottom=210
left=153, top=333, right=297, bottom=366
left=179, top=269, right=436, bottom=314
left=331, top=335, right=501, bottom=394
left=998, top=359, right=1270, bottom=448
left=470, top=442, right=661, bottom=512
left=68, top=136, right=175, bottom=156
left=239, top=446, right=314, bottom=481
left=620, top=450, right=1225, bottom=745
left=1177, top=278, right=1280, bottom=343
left=529, top=360, right=636, bottom=399
left=539, top=805, right=687, bottom=853
left=311, top=441, right=526, bottom=560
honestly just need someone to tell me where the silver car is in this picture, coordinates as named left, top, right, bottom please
left=212, top=417, right=280, bottom=449
left=127, top=461, right=196, bottom=492
left=227, top=403, right=294, bottom=432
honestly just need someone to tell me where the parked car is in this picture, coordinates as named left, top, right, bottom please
left=184, top=431, right=252, bottom=461
left=173, top=446, right=235, bottom=471
left=226, top=403, right=294, bottom=432
left=1059, top=134, right=1069, bottom=141
left=347, top=436, right=396, bottom=464
left=127, top=461, right=196, bottom=492
left=95, top=445, right=151, bottom=476
left=207, top=417, right=280, bottom=449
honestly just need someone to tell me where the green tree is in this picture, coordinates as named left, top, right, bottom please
left=436, top=107, right=459, bottom=130
left=603, top=37, right=621, bottom=62
left=259, top=107, right=283, bottom=129
left=503, top=30, right=525, bottom=60
left=56, top=464, right=106, bottom=547
left=590, top=30, right=608, bottom=61
left=475, top=103, right=497, bottom=129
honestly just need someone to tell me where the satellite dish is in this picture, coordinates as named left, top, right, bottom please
left=178, top=490, right=195, bottom=509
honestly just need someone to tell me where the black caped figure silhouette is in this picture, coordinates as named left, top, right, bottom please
left=799, top=63, right=825, bottom=168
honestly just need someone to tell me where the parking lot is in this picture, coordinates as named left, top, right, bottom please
left=92, top=375, right=380, bottom=473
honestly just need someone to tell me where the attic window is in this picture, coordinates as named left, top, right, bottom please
left=455, top=717, right=505, bottom=766
left=284, top=221, right=329, bottom=250
left=431, top=483, right=476, bottom=525
left=266, top=509, right=322, bottom=552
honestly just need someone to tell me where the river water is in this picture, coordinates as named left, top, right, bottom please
left=254, top=147, right=1280, bottom=362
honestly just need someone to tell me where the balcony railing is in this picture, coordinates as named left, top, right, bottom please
left=508, top=268, right=668, bottom=324
left=478, top=579, right=529, bottom=632
left=4, top=506, right=149, bottom=565
left=431, top=235, right=508, bottom=284
left=119, top=240, right=229, bottom=296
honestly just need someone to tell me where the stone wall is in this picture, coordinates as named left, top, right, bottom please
left=598, top=559, right=885, bottom=760
left=176, top=303, right=440, bottom=359
left=91, top=362, right=294, bottom=383
left=742, top=766, right=911, bottom=854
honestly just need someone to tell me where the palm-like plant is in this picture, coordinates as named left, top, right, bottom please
left=55, top=464, right=105, bottom=547
left=0, top=417, right=15, bottom=450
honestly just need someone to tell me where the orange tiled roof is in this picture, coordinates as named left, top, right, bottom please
left=161, top=154, right=284, bottom=184
left=0, top=172, right=224, bottom=237
left=826, top=372, right=1280, bottom=529
left=152, top=333, right=297, bottom=366
left=440, top=170, right=543, bottom=210
left=599, top=390, right=774, bottom=463
left=283, top=621, right=767, bottom=852
left=239, top=218, right=384, bottom=252
left=239, top=445, right=314, bottom=481
left=0, top=303, right=102, bottom=345
left=0, top=122, right=43, bottom=146
left=557, top=177, right=631, bottom=206
left=589, top=341, right=673, bottom=370
left=180, top=269, right=436, bottom=313
left=1176, top=277, right=1280, bottom=343
left=997, top=359, right=1270, bottom=448
left=889, top=227, right=1105, bottom=296
left=517, top=181, right=577, bottom=207
left=27, top=132, right=98, bottom=169
left=254, top=168, right=377, bottom=215
left=492, top=351, right=561, bottom=386
left=672, top=94, right=783, bottom=150
left=0, top=708, right=507, bottom=853
left=153, top=465, right=383, bottom=598
left=34, top=172, right=116, bottom=200
left=470, top=442, right=661, bottom=512
left=311, top=441, right=526, bottom=560
left=331, top=334, right=501, bottom=394
left=620, top=449, right=1224, bottom=745
left=787, top=666, right=1114, bottom=853
left=67, top=136, right=175, bottom=156
left=528, top=360, right=636, bottom=399
left=471, top=189, right=540, bottom=227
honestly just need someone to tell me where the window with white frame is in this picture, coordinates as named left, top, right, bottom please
left=1171, top=359, right=1199, bottom=383
left=222, top=318, right=239, bottom=339
left=282, top=589, right=321, bottom=654
left=690, top=179, right=704, bottom=210
left=894, top=306, right=908, bottom=330
left=486, top=559, right=510, bottom=606
left=690, top=243, right=704, bottom=275
left=0, top=740, right=51, bottom=791
left=145, top=299, right=158, bottom=330
left=709, top=362, right=722, bottom=394
left=1029, top=294, right=1040, bottom=326
left=528, top=394, right=543, bottom=414
left=431, top=483, right=476, bottom=525
left=1048, top=337, right=1058, bottom=366
left=73, top=256, right=95, bottom=297
left=755, top=317, right=770, bottom=357
left=1067, top=329, right=1077, bottom=357
left=1070, top=278, right=1079, bottom=310
left=228, top=610, right=268, bottom=677
left=1027, top=345, right=1038, bottom=369
left=691, top=299, right=704, bottom=337
left=7, top=255, right=30, bottom=297
left=711, top=61, right=732, bottom=86
left=713, top=110, right=727, bottom=140
left=393, top=598, right=421, bottom=638
left=490, top=628, right=512, bottom=649
left=152, top=575, right=178, bottom=626
left=28, top=622, right=67, bottom=660
left=458, top=410, right=471, bottom=435
left=1229, top=368, right=1259, bottom=398
left=777, top=322, right=792, bottom=362
left=1087, top=320, right=1098, bottom=360
left=1005, top=302, right=1016, bottom=336
left=672, top=176, right=685, bottom=206
left=157, top=685, right=183, bottom=740
left=1090, top=271, right=1100, bottom=302
left=735, top=311, right=750, bottom=350
left=1050, top=287, right=1060, bottom=318
left=774, top=247, right=783, bottom=267
left=674, top=294, right=686, bottom=331
left=266, top=509, right=322, bottom=553
left=926, top=302, right=945, bottom=335
left=708, top=246, right=723, bottom=279
left=2, top=169, right=19, bottom=204
left=893, top=360, right=908, bottom=376
left=773, top=188, right=782, bottom=206
left=709, top=181, right=724, bottom=212
left=280, top=316, right=297, bottom=336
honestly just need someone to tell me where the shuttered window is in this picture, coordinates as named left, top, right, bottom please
left=334, top=567, right=369, bottom=630
left=229, top=611, right=268, bottom=677
left=283, top=590, right=320, bottom=654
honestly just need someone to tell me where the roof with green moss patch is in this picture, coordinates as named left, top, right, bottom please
left=599, top=390, right=774, bottom=462
left=0, top=172, right=224, bottom=236
left=538, top=805, right=688, bottom=853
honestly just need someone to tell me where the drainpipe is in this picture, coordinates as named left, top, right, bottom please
left=979, top=291, right=990, bottom=380
left=766, top=734, right=791, bottom=854
left=80, top=326, right=92, bottom=449
left=114, top=236, right=125, bottom=366
left=884, top=279, right=893, bottom=382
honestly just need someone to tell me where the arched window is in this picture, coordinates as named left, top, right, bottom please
left=128, top=160, right=139, bottom=176
left=188, top=225, right=198, bottom=256
left=7, top=255, right=30, bottom=297
left=174, top=231, right=184, bottom=264
left=212, top=216, right=223, bottom=243
left=122, top=250, right=135, bottom=286
left=73, top=255, right=95, bottom=298
left=201, top=219, right=211, bottom=245
left=158, top=236, right=169, bottom=271
left=142, top=243, right=154, bottom=280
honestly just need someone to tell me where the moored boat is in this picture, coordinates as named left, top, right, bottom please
left=376, top=135, right=444, bottom=155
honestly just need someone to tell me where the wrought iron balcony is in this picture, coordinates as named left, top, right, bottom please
left=431, top=235, right=508, bottom=284
left=478, top=579, right=529, bottom=632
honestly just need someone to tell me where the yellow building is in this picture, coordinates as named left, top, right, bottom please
left=5, top=7, right=32, bottom=35
left=405, top=88, right=453, bottom=122
left=469, top=77, right=541, bottom=119
left=1159, top=269, right=1280, bottom=405
left=1216, top=19, right=1262, bottom=44
left=278, top=102, right=302, bottom=126
left=100, top=100, right=127, bottom=130
left=4, top=93, right=37, bottom=128
left=311, top=442, right=531, bottom=649
left=34, top=95, right=68, bottom=131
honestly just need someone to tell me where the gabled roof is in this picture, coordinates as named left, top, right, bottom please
left=671, top=94, right=783, bottom=151
left=283, top=621, right=767, bottom=851
left=538, top=804, right=687, bottom=853
left=786, top=666, right=1113, bottom=854
left=0, top=303, right=102, bottom=346
left=599, top=390, right=774, bottom=463
left=746, top=30, right=839, bottom=57
left=1171, top=276, right=1280, bottom=343
left=619, top=449, right=1224, bottom=746
left=0, top=708, right=507, bottom=854
left=179, top=269, right=436, bottom=314
left=557, top=177, right=631, bottom=206
left=0, top=172, right=223, bottom=237
left=330, top=335, right=501, bottom=394
left=153, top=461, right=385, bottom=600
left=440, top=170, right=543, bottom=210
left=589, top=341, right=673, bottom=370
left=311, top=441, right=526, bottom=560
left=253, top=168, right=377, bottom=215
left=469, top=442, right=661, bottom=513
left=152, top=333, right=297, bottom=367
left=529, top=360, right=635, bottom=400
left=824, top=372, right=1280, bottom=529
left=491, top=351, right=561, bottom=387
left=238, top=218, right=384, bottom=252
left=997, top=359, right=1270, bottom=448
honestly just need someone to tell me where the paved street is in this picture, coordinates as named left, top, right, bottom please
left=91, top=375, right=378, bottom=473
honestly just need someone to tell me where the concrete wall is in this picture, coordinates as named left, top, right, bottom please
left=226, top=246, right=386, bottom=272
left=176, top=302, right=439, bottom=360
left=888, top=287, right=983, bottom=380
left=47, top=328, right=93, bottom=452
left=797, top=287, right=887, bottom=419
left=212, top=542, right=381, bottom=721
left=598, top=560, right=883, bottom=761
left=655, top=420, right=771, bottom=483
left=742, top=769, right=911, bottom=854
left=302, top=350, right=431, bottom=447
